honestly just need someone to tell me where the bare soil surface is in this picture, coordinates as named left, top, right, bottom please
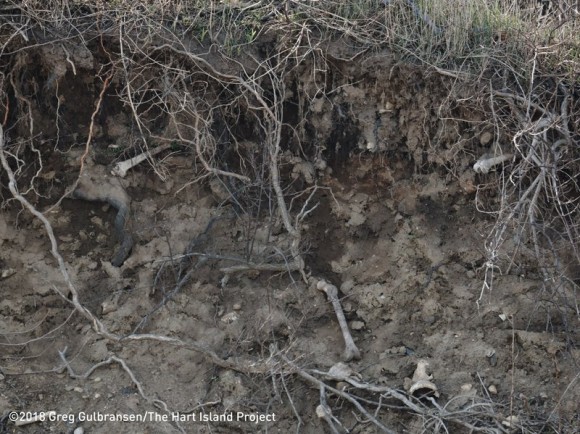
left=1, top=47, right=578, bottom=434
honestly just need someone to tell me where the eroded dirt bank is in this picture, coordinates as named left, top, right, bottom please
left=1, top=25, right=578, bottom=434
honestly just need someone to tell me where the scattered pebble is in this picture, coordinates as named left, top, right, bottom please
left=349, top=320, right=365, bottom=330
left=488, top=385, right=497, bottom=394
left=486, top=349, right=498, bottom=367
left=74, top=427, right=84, bottom=434
left=479, top=131, right=493, bottom=145
left=460, top=383, right=473, bottom=392
left=340, top=279, right=354, bottom=293
left=502, top=415, right=519, bottom=428
left=233, top=302, right=242, bottom=311
left=101, top=299, right=118, bottom=315
left=73, top=387, right=84, bottom=393
left=221, top=312, right=239, bottom=324
left=0, top=268, right=16, bottom=279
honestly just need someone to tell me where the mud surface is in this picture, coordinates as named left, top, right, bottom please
left=1, top=49, right=578, bottom=434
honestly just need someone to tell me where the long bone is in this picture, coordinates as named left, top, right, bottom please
left=111, top=143, right=171, bottom=178
left=473, top=153, right=513, bottom=174
left=317, top=280, right=362, bottom=361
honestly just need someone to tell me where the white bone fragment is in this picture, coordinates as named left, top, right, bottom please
left=317, top=280, right=362, bottom=361
left=404, top=360, right=440, bottom=398
left=473, top=153, right=513, bottom=174
left=111, top=143, right=171, bottom=178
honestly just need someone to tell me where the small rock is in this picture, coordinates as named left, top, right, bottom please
left=73, top=387, right=84, bottom=393
left=101, top=299, right=118, bottom=315
left=460, top=383, right=473, bottom=392
left=232, top=302, right=242, bottom=311
left=502, top=415, right=519, bottom=428
left=74, top=427, right=84, bottom=434
left=314, top=158, right=327, bottom=170
left=488, top=385, right=498, bottom=394
left=221, top=312, right=239, bottom=324
left=397, top=196, right=416, bottom=215
left=0, top=268, right=16, bottom=279
left=480, top=131, right=493, bottom=145
left=350, top=321, right=365, bottom=331
left=486, top=349, right=498, bottom=367
left=91, top=216, right=104, bottom=227
left=347, top=210, right=366, bottom=227
left=340, top=279, right=354, bottom=293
